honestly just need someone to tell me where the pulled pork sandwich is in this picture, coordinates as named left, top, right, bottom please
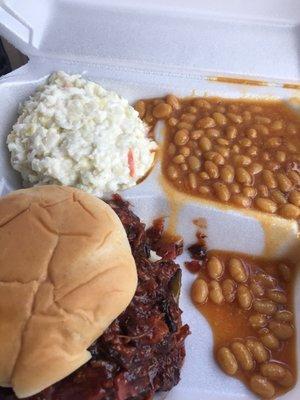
left=0, top=186, right=189, bottom=400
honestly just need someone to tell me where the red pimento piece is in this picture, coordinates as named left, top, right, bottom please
left=128, top=149, right=135, bottom=177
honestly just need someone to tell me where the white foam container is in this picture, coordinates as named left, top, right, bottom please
left=0, top=1, right=300, bottom=399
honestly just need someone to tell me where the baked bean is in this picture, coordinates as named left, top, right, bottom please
left=287, top=142, right=297, bottom=153
left=217, top=138, right=229, bottom=146
left=209, top=280, right=224, bottom=304
left=242, top=110, right=252, bottom=122
left=216, top=347, right=238, bottom=375
left=192, top=278, right=209, bottom=304
left=181, top=163, right=188, bottom=172
left=257, top=185, right=269, bottom=198
left=260, top=362, right=286, bottom=381
left=287, top=170, right=300, bottom=185
left=246, top=339, right=269, bottom=363
left=266, top=289, right=287, bottom=304
left=199, top=171, right=210, bottom=180
left=193, top=98, right=211, bottom=109
left=289, top=190, right=300, bottom=207
left=215, top=105, right=226, bottom=113
left=232, top=144, right=240, bottom=154
left=277, top=173, right=293, bottom=192
left=231, top=194, right=251, bottom=208
left=266, top=137, right=282, bottom=148
left=255, top=198, right=277, bottom=213
left=240, top=138, right=252, bottom=147
left=275, top=310, right=293, bottom=322
left=166, top=94, right=180, bottom=110
left=243, top=187, right=257, bottom=198
left=249, top=313, right=268, bottom=329
left=278, top=263, right=291, bottom=282
left=145, top=111, right=154, bottom=124
left=249, top=105, right=263, bottom=113
left=168, top=117, right=178, bottom=127
left=188, top=156, right=201, bottom=171
left=228, top=104, right=239, bottom=113
left=196, top=116, right=216, bottom=129
left=221, top=279, right=236, bottom=302
left=249, top=163, right=263, bottom=175
left=265, top=161, right=280, bottom=171
left=277, top=370, right=294, bottom=388
left=226, top=126, right=237, bottom=139
left=233, top=155, right=252, bottom=166
left=229, top=258, right=248, bottom=282
left=270, top=189, right=287, bottom=205
left=237, top=284, right=253, bottom=309
left=199, top=137, right=212, bottom=151
left=279, top=203, right=300, bottom=219
left=215, top=145, right=230, bottom=158
left=230, top=183, right=241, bottom=194
left=206, top=128, right=220, bottom=138
left=174, top=129, right=189, bottom=146
left=190, top=129, right=203, bottom=140
left=250, top=374, right=275, bottom=399
left=231, top=341, right=254, bottom=371
left=227, top=113, right=243, bottom=124
left=250, top=281, right=265, bottom=297
left=188, top=172, right=197, bottom=189
left=179, top=146, right=191, bottom=157
left=177, top=121, right=193, bottom=130
left=247, top=128, right=257, bottom=139
left=287, top=123, right=297, bottom=135
left=205, top=161, right=219, bottom=179
left=255, top=274, right=277, bottom=288
left=204, top=151, right=225, bottom=165
left=260, top=330, right=280, bottom=350
left=181, top=113, right=197, bottom=123
left=220, top=165, right=234, bottom=183
left=255, top=124, right=269, bottom=135
left=173, top=154, right=185, bottom=164
left=253, top=299, right=277, bottom=315
left=213, top=182, right=230, bottom=202
left=153, top=102, right=172, bottom=118
left=236, top=167, right=252, bottom=185
left=255, top=116, right=271, bottom=124
left=135, top=100, right=146, bottom=118
left=213, top=112, right=227, bottom=126
left=167, top=143, right=176, bottom=156
left=247, top=145, right=258, bottom=157
left=262, top=151, right=270, bottom=161
left=275, top=150, right=286, bottom=163
left=271, top=120, right=283, bottom=131
left=186, top=106, right=197, bottom=114
left=207, top=256, right=224, bottom=280
left=167, top=165, right=178, bottom=180
left=198, top=185, right=211, bottom=194
left=268, top=321, right=294, bottom=340
left=262, top=170, right=277, bottom=189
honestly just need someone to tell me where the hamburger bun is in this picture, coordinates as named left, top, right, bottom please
left=0, top=185, right=137, bottom=398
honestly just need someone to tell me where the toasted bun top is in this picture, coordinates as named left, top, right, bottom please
left=0, top=185, right=137, bottom=398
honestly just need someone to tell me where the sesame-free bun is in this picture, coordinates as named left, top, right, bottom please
left=0, top=185, right=137, bottom=398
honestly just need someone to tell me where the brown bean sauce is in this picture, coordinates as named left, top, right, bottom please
left=192, top=250, right=297, bottom=399
left=135, top=96, right=300, bottom=219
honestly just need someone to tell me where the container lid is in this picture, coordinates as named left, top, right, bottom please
left=1, top=0, right=300, bottom=81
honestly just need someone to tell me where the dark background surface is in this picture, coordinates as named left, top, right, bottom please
left=0, top=38, right=11, bottom=76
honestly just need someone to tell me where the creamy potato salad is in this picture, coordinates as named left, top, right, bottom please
left=7, top=71, right=156, bottom=196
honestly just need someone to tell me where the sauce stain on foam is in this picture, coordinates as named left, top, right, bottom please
left=159, top=174, right=300, bottom=261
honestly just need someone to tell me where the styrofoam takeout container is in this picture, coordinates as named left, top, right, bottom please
left=0, top=1, right=299, bottom=399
